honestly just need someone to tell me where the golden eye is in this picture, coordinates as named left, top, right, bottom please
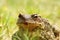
left=31, top=14, right=38, bottom=18
left=34, top=15, right=38, bottom=18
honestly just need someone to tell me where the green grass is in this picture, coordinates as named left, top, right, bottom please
left=0, top=0, right=60, bottom=40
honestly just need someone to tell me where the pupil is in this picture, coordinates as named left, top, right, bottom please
left=31, top=14, right=38, bottom=18
left=34, top=15, right=38, bottom=18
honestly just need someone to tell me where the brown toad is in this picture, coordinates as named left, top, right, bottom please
left=12, top=14, right=60, bottom=40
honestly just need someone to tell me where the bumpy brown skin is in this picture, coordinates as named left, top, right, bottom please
left=12, top=14, right=60, bottom=40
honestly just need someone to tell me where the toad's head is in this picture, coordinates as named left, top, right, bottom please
left=17, top=14, right=42, bottom=31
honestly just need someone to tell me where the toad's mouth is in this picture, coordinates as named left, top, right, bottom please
left=17, top=20, right=42, bottom=31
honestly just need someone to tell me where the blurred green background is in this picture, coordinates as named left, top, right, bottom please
left=0, top=0, right=60, bottom=40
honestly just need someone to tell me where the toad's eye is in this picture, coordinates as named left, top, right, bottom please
left=31, top=14, right=38, bottom=18
left=18, top=14, right=26, bottom=20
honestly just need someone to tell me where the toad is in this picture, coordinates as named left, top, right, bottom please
left=12, top=14, right=60, bottom=40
